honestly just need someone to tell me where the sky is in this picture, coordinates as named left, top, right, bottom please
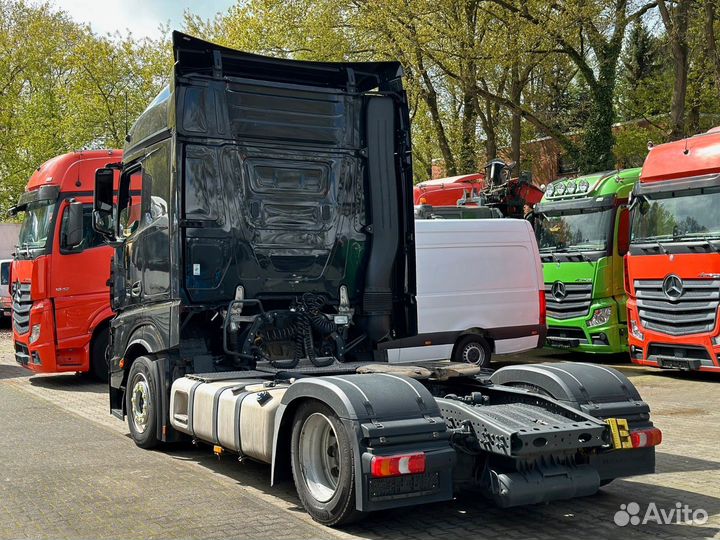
left=52, top=0, right=236, bottom=39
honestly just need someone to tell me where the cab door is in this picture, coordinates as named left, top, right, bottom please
left=50, top=199, right=113, bottom=357
left=116, top=142, right=171, bottom=313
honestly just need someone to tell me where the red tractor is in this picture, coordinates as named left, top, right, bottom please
left=413, top=160, right=544, bottom=218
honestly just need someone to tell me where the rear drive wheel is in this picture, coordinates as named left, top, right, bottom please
left=125, top=356, right=159, bottom=449
left=291, top=401, right=361, bottom=526
left=453, top=335, right=491, bottom=368
left=90, top=328, right=109, bottom=382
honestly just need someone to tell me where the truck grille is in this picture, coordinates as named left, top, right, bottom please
left=12, top=283, right=32, bottom=335
left=635, top=279, right=720, bottom=336
left=544, top=282, right=593, bottom=320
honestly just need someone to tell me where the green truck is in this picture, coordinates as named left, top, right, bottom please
left=534, top=168, right=641, bottom=353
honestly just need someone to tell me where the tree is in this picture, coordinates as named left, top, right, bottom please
left=0, top=0, right=172, bottom=217
left=487, top=0, right=657, bottom=172
left=657, top=0, right=693, bottom=140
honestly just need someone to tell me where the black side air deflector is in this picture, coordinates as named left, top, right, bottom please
left=363, top=97, right=398, bottom=343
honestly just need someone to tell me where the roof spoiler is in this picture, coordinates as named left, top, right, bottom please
left=172, top=31, right=404, bottom=93
left=9, top=185, right=60, bottom=215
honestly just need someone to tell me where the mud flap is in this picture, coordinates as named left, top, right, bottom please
left=272, top=373, right=455, bottom=512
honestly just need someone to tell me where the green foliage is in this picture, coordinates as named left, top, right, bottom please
left=613, top=125, right=668, bottom=168
left=0, top=0, right=171, bottom=218
left=1, top=0, right=719, bottom=214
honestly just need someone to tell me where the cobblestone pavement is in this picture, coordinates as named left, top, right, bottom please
left=2, top=321, right=719, bottom=539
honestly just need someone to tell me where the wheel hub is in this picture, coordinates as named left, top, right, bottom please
left=462, top=343, right=484, bottom=365
left=299, top=413, right=340, bottom=503
left=130, top=374, right=150, bottom=434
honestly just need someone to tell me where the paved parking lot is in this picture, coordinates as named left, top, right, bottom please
left=1, top=321, right=719, bottom=539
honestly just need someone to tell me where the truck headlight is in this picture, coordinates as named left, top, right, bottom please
left=631, top=320, right=644, bottom=341
left=29, top=324, right=41, bottom=344
left=713, top=335, right=720, bottom=347
left=588, top=307, right=612, bottom=327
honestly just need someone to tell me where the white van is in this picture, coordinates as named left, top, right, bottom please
left=386, top=219, right=545, bottom=367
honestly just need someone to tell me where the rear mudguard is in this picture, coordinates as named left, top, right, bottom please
left=271, top=373, right=455, bottom=512
left=490, top=362, right=651, bottom=423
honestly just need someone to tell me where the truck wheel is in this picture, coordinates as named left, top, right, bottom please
left=453, top=335, right=491, bottom=368
left=125, top=357, right=159, bottom=449
left=291, top=401, right=361, bottom=526
left=91, top=328, right=109, bottom=382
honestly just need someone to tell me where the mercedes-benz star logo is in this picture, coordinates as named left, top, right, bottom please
left=663, top=274, right=684, bottom=300
left=551, top=281, right=567, bottom=301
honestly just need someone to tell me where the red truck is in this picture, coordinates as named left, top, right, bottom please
left=413, top=160, right=543, bottom=218
left=10, top=150, right=125, bottom=380
left=626, top=127, right=720, bottom=372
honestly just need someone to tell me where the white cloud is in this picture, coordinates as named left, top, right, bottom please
left=52, top=0, right=234, bottom=39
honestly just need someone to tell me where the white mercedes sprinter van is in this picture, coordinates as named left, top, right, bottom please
left=387, top=219, right=545, bottom=367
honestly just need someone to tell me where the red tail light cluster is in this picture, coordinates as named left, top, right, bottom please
left=631, top=427, right=662, bottom=448
left=370, top=452, right=426, bottom=478
left=539, top=290, right=547, bottom=326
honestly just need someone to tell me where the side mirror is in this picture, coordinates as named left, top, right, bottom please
left=93, top=168, right=115, bottom=237
left=63, top=201, right=84, bottom=249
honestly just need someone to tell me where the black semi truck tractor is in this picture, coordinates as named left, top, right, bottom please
left=92, top=32, right=660, bottom=526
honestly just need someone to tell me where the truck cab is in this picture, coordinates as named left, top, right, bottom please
left=91, top=32, right=659, bottom=526
left=10, top=150, right=124, bottom=379
left=627, top=129, right=720, bottom=372
left=534, top=168, right=640, bottom=353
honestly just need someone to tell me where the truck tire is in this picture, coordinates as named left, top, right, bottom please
left=91, top=328, right=109, bottom=382
left=291, top=401, right=361, bottom=526
left=453, top=335, right=491, bottom=368
left=125, top=356, right=159, bottom=449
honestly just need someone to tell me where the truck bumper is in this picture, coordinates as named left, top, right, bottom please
left=13, top=300, right=89, bottom=374
left=628, top=301, right=720, bottom=372
left=545, top=300, right=627, bottom=354
left=629, top=335, right=720, bottom=372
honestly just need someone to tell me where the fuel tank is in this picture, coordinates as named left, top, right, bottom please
left=169, top=374, right=288, bottom=463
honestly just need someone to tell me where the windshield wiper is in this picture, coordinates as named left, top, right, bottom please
left=671, top=233, right=720, bottom=252
left=551, top=247, right=590, bottom=261
left=634, top=236, right=672, bottom=254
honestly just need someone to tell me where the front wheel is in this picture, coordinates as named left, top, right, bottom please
left=90, top=328, right=109, bottom=382
left=453, top=335, right=491, bottom=368
left=291, top=401, right=361, bottom=526
left=125, top=356, right=159, bottom=449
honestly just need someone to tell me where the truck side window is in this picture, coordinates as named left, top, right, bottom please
left=60, top=204, right=105, bottom=252
left=119, top=171, right=143, bottom=237
left=0, top=262, right=9, bottom=285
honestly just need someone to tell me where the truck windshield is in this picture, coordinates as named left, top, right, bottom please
left=631, top=189, right=720, bottom=243
left=17, top=200, right=56, bottom=257
left=536, top=208, right=613, bottom=252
